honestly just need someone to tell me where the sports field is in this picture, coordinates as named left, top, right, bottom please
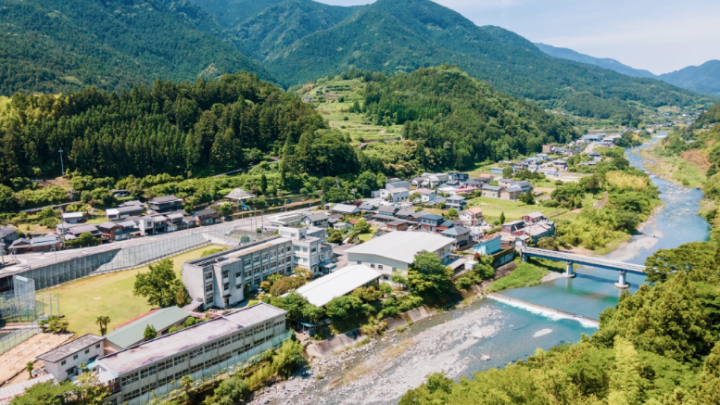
left=43, top=245, right=223, bottom=337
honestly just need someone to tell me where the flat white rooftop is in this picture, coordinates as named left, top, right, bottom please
left=97, top=303, right=286, bottom=376
left=345, top=231, right=454, bottom=265
left=294, top=265, right=382, bottom=307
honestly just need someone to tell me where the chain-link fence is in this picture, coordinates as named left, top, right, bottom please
left=0, top=276, right=59, bottom=355
left=12, top=221, right=275, bottom=290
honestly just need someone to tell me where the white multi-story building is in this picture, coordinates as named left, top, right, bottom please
left=96, top=303, right=287, bottom=405
left=182, top=227, right=332, bottom=309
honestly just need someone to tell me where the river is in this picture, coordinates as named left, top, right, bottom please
left=252, top=136, right=711, bottom=405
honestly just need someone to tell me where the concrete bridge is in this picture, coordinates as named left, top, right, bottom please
left=519, top=247, right=646, bottom=289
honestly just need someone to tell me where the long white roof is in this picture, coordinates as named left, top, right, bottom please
left=345, top=231, right=454, bottom=265
left=294, top=265, right=382, bottom=307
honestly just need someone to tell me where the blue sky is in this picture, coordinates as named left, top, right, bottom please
left=316, top=0, right=720, bottom=75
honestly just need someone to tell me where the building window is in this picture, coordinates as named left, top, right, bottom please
left=95, top=344, right=100, bottom=348
left=379, top=265, right=384, bottom=270
left=205, top=284, right=213, bottom=292
left=204, top=272, right=212, bottom=280
left=235, top=272, right=241, bottom=278
left=223, top=284, right=229, bottom=291
left=222, top=270, right=229, bottom=278
left=61, top=360, right=66, bottom=366
left=73, top=354, right=78, bottom=360
left=85, top=349, right=89, bottom=354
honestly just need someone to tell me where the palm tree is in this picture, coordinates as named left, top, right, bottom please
left=180, top=375, right=194, bottom=399
left=95, top=316, right=111, bottom=336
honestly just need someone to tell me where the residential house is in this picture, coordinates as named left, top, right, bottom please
left=476, top=174, right=495, bottom=183
left=385, top=180, right=411, bottom=190
left=552, top=160, right=569, bottom=171
left=331, top=204, right=361, bottom=215
left=328, top=214, right=344, bottom=225
left=358, top=203, right=375, bottom=212
left=454, top=186, right=478, bottom=195
left=104, top=307, right=191, bottom=353
left=463, top=179, right=485, bottom=188
left=377, top=206, right=397, bottom=217
left=442, top=226, right=472, bottom=247
left=8, top=235, right=62, bottom=254
left=498, top=178, right=515, bottom=188
left=405, top=210, right=432, bottom=223
left=302, top=213, right=329, bottom=228
left=522, top=212, right=547, bottom=224
left=523, top=222, right=556, bottom=243
left=99, top=221, right=139, bottom=242
left=387, top=219, right=409, bottom=232
left=589, top=152, right=602, bottom=162
left=373, top=187, right=410, bottom=203
left=334, top=222, right=351, bottom=231
left=138, top=215, right=168, bottom=236
left=481, top=185, right=502, bottom=199
left=148, top=195, right=183, bottom=213
left=193, top=209, right=219, bottom=226
left=502, top=220, right=526, bottom=235
left=65, top=224, right=101, bottom=239
left=437, top=184, right=458, bottom=195
left=490, top=167, right=504, bottom=175
left=414, top=188, right=437, bottom=203
left=473, top=234, right=503, bottom=255
left=436, top=220, right=456, bottom=233
left=445, top=195, right=466, bottom=209
left=224, top=188, right=256, bottom=202
left=459, top=207, right=484, bottom=227
left=446, top=173, right=468, bottom=182
left=38, top=334, right=104, bottom=381
left=538, top=167, right=559, bottom=177
left=107, top=204, right=146, bottom=221
left=61, top=212, right=85, bottom=224
left=0, top=227, right=19, bottom=245
left=515, top=181, right=534, bottom=193
left=166, top=212, right=186, bottom=231
left=418, top=214, right=444, bottom=232
left=499, top=185, right=522, bottom=201
left=394, top=209, right=415, bottom=220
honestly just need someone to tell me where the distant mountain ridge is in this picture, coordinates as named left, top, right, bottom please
left=659, top=61, right=720, bottom=98
left=227, top=0, right=707, bottom=120
left=535, top=42, right=720, bottom=98
left=534, top=43, right=656, bottom=79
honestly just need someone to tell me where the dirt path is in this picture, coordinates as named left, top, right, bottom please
left=0, top=333, right=73, bottom=385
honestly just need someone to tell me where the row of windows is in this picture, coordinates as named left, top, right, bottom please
left=121, top=333, right=279, bottom=399
left=120, top=320, right=284, bottom=387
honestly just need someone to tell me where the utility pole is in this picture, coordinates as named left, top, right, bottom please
left=58, top=149, right=65, bottom=177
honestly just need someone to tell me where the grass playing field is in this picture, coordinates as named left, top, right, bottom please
left=43, top=245, right=224, bottom=338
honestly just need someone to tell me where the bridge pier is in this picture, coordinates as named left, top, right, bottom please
left=615, top=271, right=630, bottom=289
left=562, top=262, right=576, bottom=278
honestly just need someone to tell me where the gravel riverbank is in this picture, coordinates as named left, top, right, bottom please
left=249, top=306, right=503, bottom=405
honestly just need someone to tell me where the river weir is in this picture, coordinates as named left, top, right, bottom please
left=251, top=136, right=711, bottom=405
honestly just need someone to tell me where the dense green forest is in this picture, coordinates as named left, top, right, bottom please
left=401, top=239, right=720, bottom=404
left=0, top=0, right=270, bottom=96
left=234, top=0, right=363, bottom=62
left=0, top=73, right=332, bottom=182
left=359, top=66, right=577, bottom=170
left=246, top=0, right=710, bottom=120
left=188, top=0, right=286, bottom=29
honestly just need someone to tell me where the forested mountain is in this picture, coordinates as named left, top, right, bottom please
left=357, top=66, right=577, bottom=171
left=535, top=43, right=657, bottom=79
left=188, top=0, right=286, bottom=29
left=0, top=0, right=271, bottom=96
left=0, top=73, right=337, bottom=183
left=234, top=0, right=364, bottom=62
left=660, top=60, right=720, bottom=97
left=241, top=0, right=708, bottom=120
